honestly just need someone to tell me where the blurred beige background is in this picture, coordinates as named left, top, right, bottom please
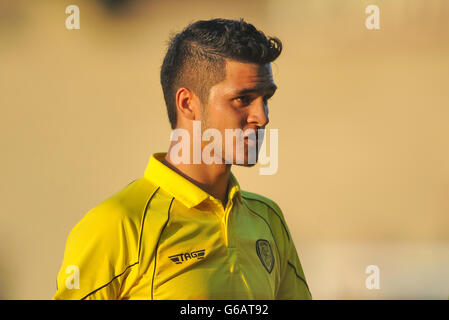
left=1, top=0, right=448, bottom=299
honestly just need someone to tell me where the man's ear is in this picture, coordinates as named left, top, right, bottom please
left=175, top=87, right=200, bottom=122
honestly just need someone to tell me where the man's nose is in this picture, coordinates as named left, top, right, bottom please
left=247, top=97, right=269, bottom=127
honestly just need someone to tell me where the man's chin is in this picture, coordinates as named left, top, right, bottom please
left=231, top=155, right=259, bottom=167
left=233, top=162, right=257, bottom=167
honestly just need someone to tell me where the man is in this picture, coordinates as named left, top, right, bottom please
left=53, top=18, right=311, bottom=300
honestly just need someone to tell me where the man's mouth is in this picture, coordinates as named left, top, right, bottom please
left=244, top=133, right=257, bottom=148
left=243, top=128, right=258, bottom=138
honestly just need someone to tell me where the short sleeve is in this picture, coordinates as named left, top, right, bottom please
left=53, top=200, right=139, bottom=300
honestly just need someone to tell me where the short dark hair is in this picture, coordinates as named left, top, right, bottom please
left=160, top=18, right=282, bottom=129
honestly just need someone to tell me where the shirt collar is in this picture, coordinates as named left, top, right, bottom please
left=144, top=152, right=241, bottom=209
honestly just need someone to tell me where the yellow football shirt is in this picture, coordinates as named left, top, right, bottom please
left=53, top=152, right=311, bottom=300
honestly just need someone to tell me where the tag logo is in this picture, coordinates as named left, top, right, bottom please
left=256, top=239, right=274, bottom=273
left=169, top=249, right=206, bottom=264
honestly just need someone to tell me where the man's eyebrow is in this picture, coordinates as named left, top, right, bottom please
left=234, top=84, right=278, bottom=95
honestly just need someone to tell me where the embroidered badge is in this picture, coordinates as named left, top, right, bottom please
left=256, top=239, right=274, bottom=273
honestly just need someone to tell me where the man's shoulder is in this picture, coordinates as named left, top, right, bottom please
left=240, top=190, right=283, bottom=216
left=240, top=190, right=291, bottom=240
left=55, top=177, right=161, bottom=300
left=69, top=177, right=160, bottom=242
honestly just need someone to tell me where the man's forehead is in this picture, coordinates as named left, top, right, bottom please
left=221, top=60, right=275, bottom=92
left=225, top=60, right=273, bottom=79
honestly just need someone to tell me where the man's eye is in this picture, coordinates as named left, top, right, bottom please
left=236, top=96, right=252, bottom=105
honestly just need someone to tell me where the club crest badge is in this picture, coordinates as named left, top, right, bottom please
left=256, top=239, right=274, bottom=273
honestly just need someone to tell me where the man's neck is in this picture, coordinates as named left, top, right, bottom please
left=162, top=152, right=231, bottom=208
